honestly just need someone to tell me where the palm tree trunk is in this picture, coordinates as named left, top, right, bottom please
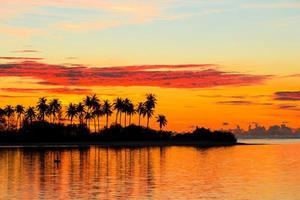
left=124, top=114, right=127, bottom=127
left=94, top=118, right=96, bottom=133
left=115, top=111, right=119, bottom=124
left=119, top=112, right=122, bottom=125
left=147, top=116, right=149, bottom=128
left=106, top=114, right=108, bottom=128
left=129, top=114, right=132, bottom=125
left=138, top=114, right=141, bottom=126
left=97, top=116, right=100, bottom=132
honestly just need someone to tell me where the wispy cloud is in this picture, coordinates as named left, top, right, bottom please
left=1, top=87, right=91, bottom=95
left=0, top=56, right=43, bottom=60
left=11, top=50, right=39, bottom=53
left=274, top=91, right=300, bottom=101
left=0, top=61, right=270, bottom=89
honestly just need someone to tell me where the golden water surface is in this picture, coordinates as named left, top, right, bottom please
left=0, top=142, right=300, bottom=199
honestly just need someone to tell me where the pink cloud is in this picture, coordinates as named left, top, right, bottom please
left=0, top=61, right=270, bottom=89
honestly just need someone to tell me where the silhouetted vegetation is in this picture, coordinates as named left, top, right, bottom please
left=0, top=93, right=237, bottom=144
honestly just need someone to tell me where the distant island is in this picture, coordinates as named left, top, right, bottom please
left=0, top=94, right=237, bottom=146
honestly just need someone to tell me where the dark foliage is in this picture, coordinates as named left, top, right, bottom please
left=0, top=123, right=236, bottom=144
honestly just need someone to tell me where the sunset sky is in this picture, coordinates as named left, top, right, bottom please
left=0, top=0, right=300, bottom=131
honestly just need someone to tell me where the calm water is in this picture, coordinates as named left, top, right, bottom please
left=1, top=140, right=300, bottom=200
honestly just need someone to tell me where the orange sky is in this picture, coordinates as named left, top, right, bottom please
left=0, top=0, right=300, bottom=131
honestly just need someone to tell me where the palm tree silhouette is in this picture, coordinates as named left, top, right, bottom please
left=4, top=105, right=14, bottom=130
left=48, top=99, right=62, bottom=123
left=25, top=106, right=36, bottom=124
left=122, top=98, right=131, bottom=126
left=36, top=97, right=48, bottom=121
left=102, top=99, right=113, bottom=128
left=90, top=94, right=100, bottom=132
left=113, top=97, right=123, bottom=125
left=66, top=103, right=77, bottom=125
left=16, top=105, right=25, bottom=129
left=127, top=102, right=135, bottom=125
left=136, top=102, right=145, bottom=126
left=76, top=102, right=85, bottom=125
left=156, top=115, right=167, bottom=130
left=92, top=103, right=102, bottom=132
left=144, top=94, right=157, bottom=128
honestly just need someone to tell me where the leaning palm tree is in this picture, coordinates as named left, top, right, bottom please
left=113, top=97, right=123, bottom=125
left=16, top=104, right=25, bottom=129
left=48, top=99, right=62, bottom=123
left=36, top=97, right=48, bottom=121
left=144, top=94, right=157, bottom=128
left=91, top=94, right=100, bottom=132
left=66, top=103, right=78, bottom=125
left=25, top=106, right=36, bottom=124
left=4, top=105, right=14, bottom=130
left=102, top=99, right=113, bottom=128
left=156, top=115, right=167, bottom=130
left=136, top=102, right=145, bottom=126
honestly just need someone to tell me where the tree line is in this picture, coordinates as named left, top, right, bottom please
left=0, top=93, right=168, bottom=132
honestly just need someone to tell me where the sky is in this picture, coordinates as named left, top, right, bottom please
left=0, top=0, right=300, bottom=131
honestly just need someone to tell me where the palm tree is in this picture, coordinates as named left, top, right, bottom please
left=0, top=108, right=5, bottom=127
left=76, top=102, right=85, bottom=125
left=136, top=102, right=145, bottom=126
left=48, top=99, right=62, bottom=123
left=66, top=103, right=77, bottom=125
left=122, top=98, right=131, bottom=127
left=4, top=105, right=14, bottom=130
left=113, top=97, right=123, bottom=125
left=84, top=112, right=92, bottom=129
left=91, top=94, right=100, bottom=132
left=102, top=99, right=113, bottom=128
left=25, top=106, right=36, bottom=124
left=92, top=103, right=102, bottom=132
left=36, top=97, right=48, bottom=121
left=127, top=102, right=135, bottom=125
left=16, top=104, right=25, bottom=129
left=144, top=94, right=157, bottom=128
left=156, top=115, right=167, bottom=130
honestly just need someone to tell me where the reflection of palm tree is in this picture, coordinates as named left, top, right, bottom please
left=16, top=105, right=25, bottom=129
left=36, top=97, right=48, bottom=121
left=136, top=102, right=145, bottom=126
left=113, top=97, right=123, bottom=125
left=156, top=115, right=167, bottom=130
left=25, top=107, right=36, bottom=124
left=102, top=100, right=113, bottom=128
left=48, top=99, right=62, bottom=123
left=76, top=102, right=85, bottom=125
left=4, top=105, right=14, bottom=130
left=144, top=94, right=157, bottom=128
left=66, top=103, right=77, bottom=125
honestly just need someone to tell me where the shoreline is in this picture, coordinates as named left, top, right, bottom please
left=0, top=141, right=244, bottom=148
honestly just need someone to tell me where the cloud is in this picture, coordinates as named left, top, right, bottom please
left=278, top=104, right=300, bottom=111
left=217, top=100, right=253, bottom=105
left=274, top=91, right=300, bottom=101
left=1, top=87, right=91, bottom=95
left=0, top=61, right=270, bottom=89
left=0, top=57, right=43, bottom=60
left=11, top=50, right=39, bottom=53
left=217, top=100, right=273, bottom=106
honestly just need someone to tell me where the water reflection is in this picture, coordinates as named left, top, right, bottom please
left=0, top=144, right=300, bottom=199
